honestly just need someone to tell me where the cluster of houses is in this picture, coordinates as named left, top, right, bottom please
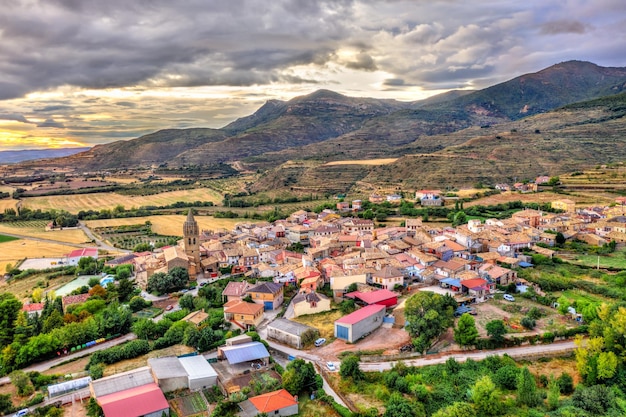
left=95, top=197, right=626, bottom=351
left=47, top=334, right=299, bottom=417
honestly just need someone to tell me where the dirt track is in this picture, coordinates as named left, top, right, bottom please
left=314, top=326, right=411, bottom=361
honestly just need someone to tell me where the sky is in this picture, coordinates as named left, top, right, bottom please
left=0, top=0, right=625, bottom=151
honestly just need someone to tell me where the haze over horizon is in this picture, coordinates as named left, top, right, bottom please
left=1, top=0, right=625, bottom=152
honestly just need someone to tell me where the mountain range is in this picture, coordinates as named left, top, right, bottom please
left=17, top=60, right=626, bottom=191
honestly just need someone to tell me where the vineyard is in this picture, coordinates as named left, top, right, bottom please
left=93, top=223, right=179, bottom=250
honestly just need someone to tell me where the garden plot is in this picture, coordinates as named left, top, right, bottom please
left=171, top=392, right=208, bottom=416
left=472, top=297, right=578, bottom=338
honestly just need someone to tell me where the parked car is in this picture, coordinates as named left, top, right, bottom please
left=503, top=294, right=515, bottom=302
left=314, top=338, right=326, bottom=347
left=165, top=305, right=173, bottom=311
left=326, top=362, right=336, bottom=371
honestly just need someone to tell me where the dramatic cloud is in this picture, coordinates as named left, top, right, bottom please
left=0, top=0, right=624, bottom=150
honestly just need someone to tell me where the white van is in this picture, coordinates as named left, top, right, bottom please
left=15, top=409, right=29, bottom=417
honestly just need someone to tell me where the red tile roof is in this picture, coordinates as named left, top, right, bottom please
left=22, top=303, right=43, bottom=312
left=345, top=289, right=397, bottom=305
left=249, top=389, right=297, bottom=413
left=336, top=304, right=385, bottom=325
left=461, top=278, right=488, bottom=290
left=98, top=383, right=168, bottom=417
left=224, top=300, right=264, bottom=315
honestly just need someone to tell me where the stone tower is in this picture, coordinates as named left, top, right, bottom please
left=183, top=209, right=200, bottom=266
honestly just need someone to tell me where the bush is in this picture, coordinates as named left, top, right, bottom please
left=26, top=393, right=45, bottom=406
left=557, top=372, right=574, bottom=395
left=521, top=317, right=536, bottom=330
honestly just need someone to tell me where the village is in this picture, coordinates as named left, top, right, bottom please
left=9, top=184, right=626, bottom=417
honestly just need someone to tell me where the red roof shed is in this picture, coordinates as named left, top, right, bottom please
left=344, top=289, right=398, bottom=307
left=98, top=383, right=169, bottom=417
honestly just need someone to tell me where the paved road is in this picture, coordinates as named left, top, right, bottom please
left=257, top=315, right=348, bottom=408
left=359, top=340, right=577, bottom=371
left=0, top=333, right=137, bottom=386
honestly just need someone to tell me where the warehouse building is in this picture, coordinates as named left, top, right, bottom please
left=149, top=355, right=218, bottom=392
left=266, top=318, right=318, bottom=349
left=148, top=357, right=188, bottom=393
left=179, top=355, right=218, bottom=390
left=334, top=304, right=386, bottom=343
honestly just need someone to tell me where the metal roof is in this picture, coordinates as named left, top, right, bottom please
left=98, top=383, right=169, bottom=417
left=221, top=342, right=269, bottom=364
left=179, top=355, right=218, bottom=379
left=90, top=366, right=154, bottom=398
left=336, top=304, right=385, bottom=325
left=267, top=318, right=315, bottom=336
left=148, top=357, right=187, bottom=379
left=441, top=278, right=461, bottom=287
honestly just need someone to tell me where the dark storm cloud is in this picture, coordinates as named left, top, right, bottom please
left=37, top=118, right=65, bottom=128
left=0, top=113, right=31, bottom=123
left=33, top=105, right=74, bottom=112
left=540, top=20, right=588, bottom=35
left=0, top=0, right=356, bottom=97
left=345, top=52, right=378, bottom=71
left=383, top=78, right=405, bottom=86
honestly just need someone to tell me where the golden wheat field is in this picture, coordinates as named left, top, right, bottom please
left=0, top=198, right=18, bottom=212
left=324, top=158, right=398, bottom=166
left=21, top=188, right=224, bottom=213
left=0, top=239, right=78, bottom=279
left=0, top=222, right=90, bottom=244
left=84, top=214, right=241, bottom=236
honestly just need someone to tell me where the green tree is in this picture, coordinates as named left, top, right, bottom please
left=179, top=294, right=195, bottom=311
left=454, top=313, right=478, bottom=348
left=555, top=232, right=565, bottom=246
left=9, top=370, right=34, bottom=396
left=517, top=367, right=540, bottom=407
left=132, top=318, right=159, bottom=340
left=0, top=293, right=22, bottom=347
left=470, top=375, right=501, bottom=416
left=133, top=242, right=152, bottom=252
left=383, top=393, right=423, bottom=417
left=432, top=402, right=475, bottom=417
left=86, top=397, right=104, bottom=417
left=452, top=211, right=467, bottom=226
left=485, top=320, right=507, bottom=345
left=282, top=359, right=321, bottom=395
left=404, top=291, right=456, bottom=352
left=43, top=309, right=64, bottom=333
left=572, top=384, right=616, bottom=416
left=557, top=372, right=574, bottom=394
left=340, top=355, right=364, bottom=381
left=89, top=363, right=105, bottom=380
left=117, top=278, right=135, bottom=303
left=547, top=377, right=560, bottom=411
left=128, top=296, right=148, bottom=312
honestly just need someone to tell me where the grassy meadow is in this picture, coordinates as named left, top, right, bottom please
left=21, top=187, right=223, bottom=213
left=567, top=249, right=626, bottom=269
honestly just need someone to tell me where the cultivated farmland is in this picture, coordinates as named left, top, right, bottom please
left=84, top=215, right=241, bottom=236
left=21, top=187, right=223, bottom=213
left=0, top=220, right=90, bottom=244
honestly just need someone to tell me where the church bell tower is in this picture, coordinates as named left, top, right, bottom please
left=183, top=209, right=200, bottom=266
